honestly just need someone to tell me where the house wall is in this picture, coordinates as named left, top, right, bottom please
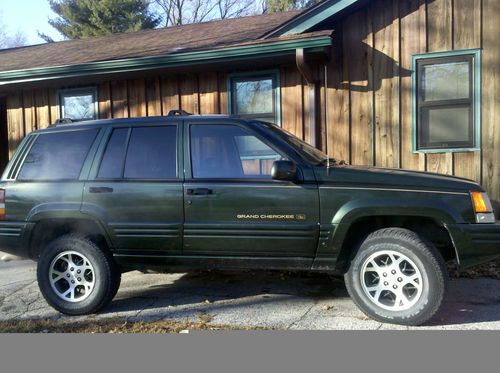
left=2, top=0, right=499, bottom=200
left=324, top=0, right=499, bottom=200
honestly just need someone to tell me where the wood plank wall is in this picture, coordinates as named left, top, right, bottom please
left=326, top=0, right=499, bottom=200
left=3, top=0, right=498, bottom=199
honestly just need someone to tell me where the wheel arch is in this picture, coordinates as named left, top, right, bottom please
left=28, top=217, right=113, bottom=259
left=331, top=209, right=458, bottom=273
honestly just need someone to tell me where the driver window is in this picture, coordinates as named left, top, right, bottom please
left=190, top=124, right=283, bottom=179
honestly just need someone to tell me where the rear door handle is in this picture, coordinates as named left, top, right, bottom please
left=89, top=187, right=114, bottom=194
left=186, top=188, right=214, bottom=196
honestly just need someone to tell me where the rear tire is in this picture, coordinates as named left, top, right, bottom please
left=344, top=228, right=448, bottom=326
left=37, top=235, right=121, bottom=315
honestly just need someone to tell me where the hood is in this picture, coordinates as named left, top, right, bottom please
left=316, top=165, right=482, bottom=193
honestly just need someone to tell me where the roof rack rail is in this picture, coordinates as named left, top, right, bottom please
left=167, top=110, right=192, bottom=117
left=52, top=118, right=74, bottom=126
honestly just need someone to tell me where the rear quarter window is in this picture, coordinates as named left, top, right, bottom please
left=17, top=129, right=98, bottom=181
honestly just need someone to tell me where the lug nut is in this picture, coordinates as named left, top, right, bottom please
left=384, top=281, right=389, bottom=286
left=383, top=273, right=387, bottom=277
left=391, top=270, right=397, bottom=275
left=77, top=277, right=81, bottom=281
left=393, top=285, right=398, bottom=289
left=71, top=280, right=75, bottom=284
left=66, top=274, right=70, bottom=278
left=70, top=267, right=74, bottom=272
left=77, top=270, right=81, bottom=274
left=398, top=277, right=403, bottom=282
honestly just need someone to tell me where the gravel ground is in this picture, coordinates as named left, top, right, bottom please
left=0, top=258, right=499, bottom=331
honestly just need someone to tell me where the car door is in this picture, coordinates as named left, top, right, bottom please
left=82, top=122, right=183, bottom=255
left=183, top=120, right=320, bottom=258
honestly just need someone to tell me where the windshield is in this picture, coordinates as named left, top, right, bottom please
left=256, top=122, right=327, bottom=164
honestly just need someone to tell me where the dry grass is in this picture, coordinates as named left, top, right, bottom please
left=0, top=316, right=264, bottom=333
left=449, top=258, right=500, bottom=280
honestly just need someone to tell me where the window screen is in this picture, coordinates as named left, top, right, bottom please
left=18, top=130, right=98, bottom=181
left=190, top=124, right=283, bottom=179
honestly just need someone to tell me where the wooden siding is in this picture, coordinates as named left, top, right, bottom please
left=3, top=0, right=499, bottom=200
left=325, top=0, right=499, bottom=200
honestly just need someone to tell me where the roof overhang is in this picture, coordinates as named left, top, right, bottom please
left=0, top=35, right=332, bottom=88
left=264, top=0, right=362, bottom=38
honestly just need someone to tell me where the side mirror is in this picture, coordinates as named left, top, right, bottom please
left=271, top=160, right=297, bottom=181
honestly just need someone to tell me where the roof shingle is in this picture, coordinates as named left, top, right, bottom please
left=0, top=11, right=302, bottom=73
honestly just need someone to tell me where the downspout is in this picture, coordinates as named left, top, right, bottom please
left=296, top=48, right=318, bottom=148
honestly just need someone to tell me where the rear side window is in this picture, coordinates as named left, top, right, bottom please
left=98, top=126, right=177, bottom=180
left=17, top=130, right=98, bottom=181
left=98, top=128, right=128, bottom=179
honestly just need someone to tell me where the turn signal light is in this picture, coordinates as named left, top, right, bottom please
left=0, top=189, right=5, bottom=220
left=471, top=191, right=493, bottom=213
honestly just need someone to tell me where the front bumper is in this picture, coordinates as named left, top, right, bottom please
left=447, top=222, right=500, bottom=269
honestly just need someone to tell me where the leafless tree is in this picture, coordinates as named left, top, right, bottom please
left=0, top=11, right=27, bottom=49
left=216, top=0, right=254, bottom=19
left=150, top=0, right=256, bottom=26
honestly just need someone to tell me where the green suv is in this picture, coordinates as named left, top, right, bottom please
left=1, top=112, right=499, bottom=325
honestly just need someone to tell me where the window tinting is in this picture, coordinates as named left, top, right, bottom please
left=98, top=128, right=128, bottom=179
left=18, top=130, right=98, bottom=181
left=415, top=52, right=478, bottom=150
left=124, top=126, right=177, bottom=179
left=191, top=125, right=283, bottom=179
left=230, top=73, right=278, bottom=124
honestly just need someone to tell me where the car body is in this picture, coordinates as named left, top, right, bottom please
left=1, top=113, right=499, bottom=325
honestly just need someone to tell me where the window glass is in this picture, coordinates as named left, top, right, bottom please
left=415, top=53, right=477, bottom=150
left=60, top=89, right=97, bottom=121
left=235, top=79, right=273, bottom=114
left=123, top=126, right=177, bottom=179
left=422, top=62, right=470, bottom=101
left=191, top=125, right=283, bottom=179
left=18, top=130, right=98, bottom=181
left=422, top=106, right=470, bottom=147
left=98, top=128, right=128, bottom=179
left=230, top=74, right=278, bottom=124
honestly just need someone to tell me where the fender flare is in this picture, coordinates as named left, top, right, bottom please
left=329, top=198, right=464, bottom=254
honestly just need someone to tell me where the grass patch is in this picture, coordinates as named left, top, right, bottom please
left=0, top=317, right=265, bottom=333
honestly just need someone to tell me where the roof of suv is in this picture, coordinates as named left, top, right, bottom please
left=33, top=114, right=249, bottom=134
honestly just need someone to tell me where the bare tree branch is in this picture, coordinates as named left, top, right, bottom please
left=0, top=13, right=27, bottom=49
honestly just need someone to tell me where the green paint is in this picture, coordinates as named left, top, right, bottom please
left=265, top=0, right=360, bottom=37
left=0, top=116, right=498, bottom=272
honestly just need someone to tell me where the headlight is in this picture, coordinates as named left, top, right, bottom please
left=470, top=191, right=495, bottom=223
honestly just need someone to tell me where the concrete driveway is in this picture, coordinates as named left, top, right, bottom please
left=0, top=259, right=499, bottom=330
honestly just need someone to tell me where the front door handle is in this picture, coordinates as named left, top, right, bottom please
left=186, top=188, right=214, bottom=196
left=89, top=187, right=114, bottom=194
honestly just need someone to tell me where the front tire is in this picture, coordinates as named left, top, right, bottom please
left=345, top=228, right=448, bottom=326
left=37, top=235, right=121, bottom=315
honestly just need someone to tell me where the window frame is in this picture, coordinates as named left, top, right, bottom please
left=412, top=49, right=481, bottom=153
left=228, top=71, right=281, bottom=126
left=58, top=87, right=99, bottom=122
